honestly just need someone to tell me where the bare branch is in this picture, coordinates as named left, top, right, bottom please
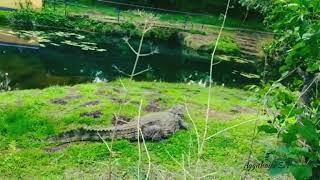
left=137, top=100, right=142, bottom=179
left=165, top=149, right=195, bottom=178
left=123, top=37, right=138, bottom=55
left=112, top=65, right=131, bottom=77
left=205, top=118, right=259, bottom=141
left=196, top=0, right=232, bottom=176
left=97, top=132, right=112, bottom=153
left=132, top=66, right=152, bottom=77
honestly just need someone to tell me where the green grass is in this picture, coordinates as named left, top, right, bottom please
left=0, top=109, right=54, bottom=138
left=211, top=35, right=241, bottom=55
left=0, top=10, right=11, bottom=25
left=0, top=79, right=275, bottom=178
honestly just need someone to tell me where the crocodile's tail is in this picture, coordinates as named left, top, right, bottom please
left=48, top=127, right=138, bottom=143
left=48, top=127, right=108, bottom=143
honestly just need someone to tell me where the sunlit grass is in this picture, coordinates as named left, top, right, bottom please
left=0, top=79, right=275, bottom=178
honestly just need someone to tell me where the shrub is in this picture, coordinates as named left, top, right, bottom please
left=0, top=12, right=10, bottom=26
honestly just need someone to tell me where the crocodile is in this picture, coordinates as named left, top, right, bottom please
left=48, top=105, right=188, bottom=143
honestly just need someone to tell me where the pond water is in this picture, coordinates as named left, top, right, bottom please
left=0, top=29, right=261, bottom=90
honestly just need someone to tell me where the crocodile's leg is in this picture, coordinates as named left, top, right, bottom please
left=179, top=118, right=188, bottom=129
left=142, top=125, right=164, bottom=141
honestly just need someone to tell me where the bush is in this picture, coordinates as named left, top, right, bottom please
left=0, top=12, right=10, bottom=26
left=148, top=27, right=179, bottom=41
left=9, top=9, right=35, bottom=29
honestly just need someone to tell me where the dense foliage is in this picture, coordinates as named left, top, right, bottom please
left=242, top=0, right=320, bottom=179
left=238, top=0, right=272, bottom=14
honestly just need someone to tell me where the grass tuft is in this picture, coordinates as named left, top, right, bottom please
left=0, top=109, right=54, bottom=138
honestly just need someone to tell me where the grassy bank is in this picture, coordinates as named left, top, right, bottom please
left=49, top=0, right=265, bottom=31
left=0, top=79, right=275, bottom=178
left=0, top=9, right=181, bottom=41
left=0, top=5, right=274, bottom=61
left=0, top=9, right=245, bottom=56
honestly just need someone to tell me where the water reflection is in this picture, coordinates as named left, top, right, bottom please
left=0, top=30, right=260, bottom=89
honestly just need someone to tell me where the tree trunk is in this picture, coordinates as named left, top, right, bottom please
left=297, top=67, right=315, bottom=106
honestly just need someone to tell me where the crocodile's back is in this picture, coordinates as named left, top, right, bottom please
left=49, top=105, right=185, bottom=143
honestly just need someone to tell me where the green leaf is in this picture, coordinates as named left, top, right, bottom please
left=269, top=161, right=289, bottom=176
left=289, top=165, right=312, bottom=180
left=282, top=124, right=298, bottom=144
left=298, top=120, right=319, bottom=147
left=286, top=117, right=297, bottom=124
left=302, top=33, right=313, bottom=40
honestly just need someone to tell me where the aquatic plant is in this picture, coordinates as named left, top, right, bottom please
left=13, top=30, right=107, bottom=52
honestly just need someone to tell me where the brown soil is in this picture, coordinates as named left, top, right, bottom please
left=80, top=100, right=100, bottom=107
left=50, top=92, right=83, bottom=105
left=230, top=106, right=257, bottom=114
left=145, top=98, right=162, bottom=112
left=207, top=109, right=235, bottom=121
left=80, top=111, right=103, bottom=119
left=112, top=115, right=131, bottom=125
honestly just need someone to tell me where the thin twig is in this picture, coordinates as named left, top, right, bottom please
left=196, top=0, right=231, bottom=176
left=124, top=39, right=139, bottom=55
left=135, top=99, right=152, bottom=180
left=165, top=149, right=195, bottom=178
left=140, top=126, right=151, bottom=180
left=97, top=132, right=112, bottom=153
left=285, top=74, right=320, bottom=119
left=137, top=100, right=142, bottom=179
left=205, top=118, right=259, bottom=141
left=130, top=23, right=147, bottom=80
left=107, top=78, right=129, bottom=179
left=133, top=66, right=152, bottom=76
left=184, top=102, right=201, bottom=157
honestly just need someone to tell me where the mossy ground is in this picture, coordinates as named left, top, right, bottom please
left=0, top=79, right=275, bottom=178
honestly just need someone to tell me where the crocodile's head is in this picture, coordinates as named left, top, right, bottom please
left=169, top=104, right=185, bottom=115
left=170, top=105, right=188, bottom=130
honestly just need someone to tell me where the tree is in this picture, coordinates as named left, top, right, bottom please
left=238, top=0, right=272, bottom=14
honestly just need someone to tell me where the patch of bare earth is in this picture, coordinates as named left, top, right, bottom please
left=50, top=89, right=83, bottom=105
left=145, top=98, right=163, bottom=112
left=112, top=115, right=131, bottom=125
left=230, top=105, right=257, bottom=114
left=207, top=109, right=235, bottom=121
left=80, top=100, right=100, bottom=107
left=80, top=111, right=103, bottom=119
